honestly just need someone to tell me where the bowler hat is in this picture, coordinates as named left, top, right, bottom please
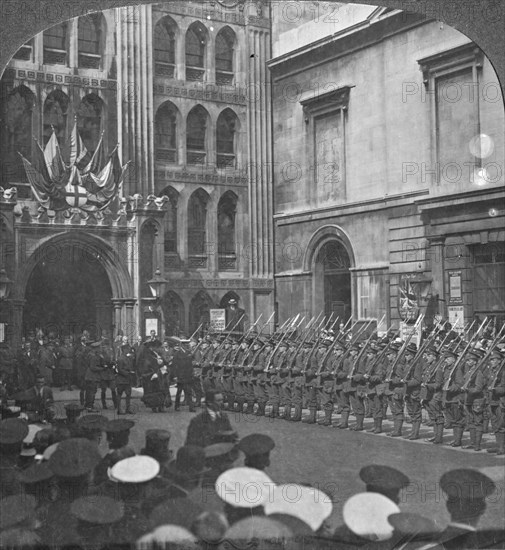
left=166, top=445, right=208, bottom=479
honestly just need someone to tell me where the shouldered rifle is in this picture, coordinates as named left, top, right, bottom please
left=287, top=315, right=317, bottom=369
left=190, top=323, right=203, bottom=341
left=348, top=319, right=382, bottom=378
left=301, top=315, right=330, bottom=372
left=461, top=326, right=505, bottom=391
left=239, top=311, right=276, bottom=367
left=265, top=314, right=301, bottom=371
left=402, top=318, right=445, bottom=382
left=442, top=317, right=489, bottom=391
left=228, top=314, right=263, bottom=367
left=385, top=315, right=424, bottom=381
left=488, top=357, right=505, bottom=391
left=316, top=317, right=342, bottom=374
left=365, top=330, right=399, bottom=377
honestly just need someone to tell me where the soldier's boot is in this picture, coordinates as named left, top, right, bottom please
left=267, top=404, right=279, bottom=418
left=101, top=392, right=108, bottom=410
left=483, top=417, right=490, bottom=434
left=255, top=402, right=266, bottom=416
left=291, top=405, right=302, bottom=422
left=336, top=411, right=349, bottom=429
left=408, top=420, right=421, bottom=440
left=473, top=429, right=484, bottom=452
left=302, top=407, right=317, bottom=424
left=125, top=395, right=133, bottom=414
left=463, top=428, right=476, bottom=449
left=284, top=406, right=292, bottom=421
left=279, top=406, right=288, bottom=420
left=374, top=418, right=383, bottom=434
left=237, top=398, right=246, bottom=413
left=245, top=401, right=255, bottom=415
left=387, top=419, right=403, bottom=437
left=432, top=423, right=444, bottom=444
left=366, top=418, right=378, bottom=433
left=79, top=390, right=85, bottom=407
left=318, top=408, right=333, bottom=426
left=449, top=426, right=464, bottom=447
left=497, top=433, right=505, bottom=455
left=351, top=414, right=365, bottom=431
left=111, top=390, right=118, bottom=410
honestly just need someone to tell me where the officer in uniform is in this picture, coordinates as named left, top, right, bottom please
left=462, top=349, right=486, bottom=451
left=442, top=349, right=467, bottom=447
left=337, top=345, right=359, bottom=429
left=238, top=433, right=275, bottom=471
left=365, top=343, right=387, bottom=434
left=421, top=346, right=445, bottom=444
left=317, top=342, right=342, bottom=426
left=402, top=343, right=423, bottom=440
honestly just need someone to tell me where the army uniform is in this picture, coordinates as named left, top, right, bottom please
left=348, top=346, right=370, bottom=431
left=420, top=347, right=445, bottom=443
left=317, top=345, right=341, bottom=426
left=99, top=343, right=118, bottom=410
left=402, top=344, right=423, bottom=440
left=288, top=344, right=309, bottom=422
left=279, top=344, right=297, bottom=420
left=202, top=342, right=218, bottom=392
left=84, top=344, right=102, bottom=411
left=192, top=343, right=208, bottom=405
left=486, top=351, right=505, bottom=455
left=335, top=351, right=354, bottom=429
left=384, top=345, right=406, bottom=437
left=242, top=342, right=258, bottom=414
left=266, top=344, right=285, bottom=418
left=365, top=346, right=387, bottom=433
left=220, top=343, right=235, bottom=410
left=462, top=349, right=486, bottom=451
left=442, top=351, right=467, bottom=447
left=302, top=345, right=323, bottom=424
left=252, top=343, right=271, bottom=416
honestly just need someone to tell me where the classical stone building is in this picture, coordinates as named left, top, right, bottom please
left=270, top=4, right=504, bottom=331
left=0, top=0, right=274, bottom=345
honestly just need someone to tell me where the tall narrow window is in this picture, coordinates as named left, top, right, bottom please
left=155, top=102, right=178, bottom=163
left=216, top=109, right=238, bottom=168
left=43, top=23, right=67, bottom=65
left=160, top=186, right=179, bottom=256
left=215, top=27, right=235, bottom=84
left=139, top=222, right=158, bottom=297
left=43, top=90, right=69, bottom=147
left=186, top=105, right=208, bottom=165
left=187, top=189, right=209, bottom=265
left=78, top=14, right=103, bottom=69
left=154, top=16, right=176, bottom=77
left=76, top=94, right=103, bottom=152
left=218, top=191, right=237, bottom=270
left=185, top=22, right=207, bottom=81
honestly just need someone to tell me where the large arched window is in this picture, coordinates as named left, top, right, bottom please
left=155, top=102, right=178, bottom=163
left=161, top=291, right=184, bottom=336
left=189, top=290, right=214, bottom=335
left=43, top=90, right=69, bottom=147
left=215, top=27, right=235, bottom=84
left=154, top=16, right=177, bottom=77
left=218, top=191, right=237, bottom=270
left=0, top=85, right=35, bottom=183
left=13, top=39, right=34, bottom=61
left=186, top=105, right=208, bottom=165
left=187, top=189, right=209, bottom=263
left=216, top=109, right=238, bottom=168
left=78, top=14, right=103, bottom=68
left=43, top=23, right=68, bottom=65
left=185, top=22, right=207, bottom=81
left=76, top=94, right=103, bottom=152
left=159, top=186, right=179, bottom=255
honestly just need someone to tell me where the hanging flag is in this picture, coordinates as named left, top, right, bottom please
left=82, top=131, right=106, bottom=175
left=69, top=122, right=91, bottom=169
left=44, top=130, right=66, bottom=183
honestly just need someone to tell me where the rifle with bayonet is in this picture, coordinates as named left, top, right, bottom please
left=301, top=315, right=332, bottom=373
left=348, top=318, right=383, bottom=379
left=384, top=315, right=424, bottom=382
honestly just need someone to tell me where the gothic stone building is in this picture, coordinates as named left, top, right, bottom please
left=0, top=1, right=274, bottom=346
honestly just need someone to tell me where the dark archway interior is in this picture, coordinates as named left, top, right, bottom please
left=24, top=244, right=112, bottom=340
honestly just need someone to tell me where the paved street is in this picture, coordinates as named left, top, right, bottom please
left=51, top=389, right=505, bottom=534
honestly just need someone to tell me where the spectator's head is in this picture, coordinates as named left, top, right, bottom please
left=359, top=465, right=410, bottom=505
left=35, top=375, right=45, bottom=389
left=104, top=419, right=135, bottom=451
left=205, top=389, right=224, bottom=411
left=238, top=434, right=275, bottom=471
left=141, top=429, right=172, bottom=463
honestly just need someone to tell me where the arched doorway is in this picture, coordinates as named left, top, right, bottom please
left=189, top=290, right=214, bottom=335
left=314, top=240, right=352, bottom=322
left=23, top=243, right=113, bottom=341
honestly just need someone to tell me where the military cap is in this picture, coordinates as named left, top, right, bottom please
left=136, top=525, right=198, bottom=548
left=264, top=484, right=332, bottom=532
left=104, top=419, right=135, bottom=433
left=71, top=496, right=124, bottom=524
left=0, top=418, right=29, bottom=444
left=387, top=343, right=401, bottom=353
left=166, top=445, right=207, bottom=478
left=109, top=455, right=160, bottom=483
left=223, top=517, right=293, bottom=541
left=77, top=414, right=108, bottom=430
left=215, top=467, right=273, bottom=508
left=443, top=349, right=458, bottom=359
left=19, top=462, right=54, bottom=485
left=359, top=465, right=410, bottom=493
left=238, top=434, right=275, bottom=457
left=466, top=349, right=485, bottom=361
left=343, top=492, right=400, bottom=541
left=48, top=438, right=102, bottom=477
left=490, top=350, right=504, bottom=360
left=205, top=442, right=236, bottom=458
left=440, top=469, right=496, bottom=501
left=150, top=498, right=204, bottom=530
left=23, top=424, right=43, bottom=445
left=388, top=512, right=440, bottom=538
left=405, top=343, right=417, bottom=354
left=0, top=494, right=36, bottom=530
left=425, top=346, right=439, bottom=356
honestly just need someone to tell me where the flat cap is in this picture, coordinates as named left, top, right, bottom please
left=109, top=455, right=160, bottom=483
left=48, top=438, right=102, bottom=477
left=440, top=469, right=496, bottom=501
left=238, top=434, right=275, bottom=457
left=0, top=495, right=36, bottom=530
left=215, top=467, right=273, bottom=508
left=19, top=462, right=54, bottom=485
left=71, top=496, right=124, bottom=524
left=359, top=465, right=410, bottom=492
left=104, top=419, right=135, bottom=433
left=0, top=418, right=29, bottom=444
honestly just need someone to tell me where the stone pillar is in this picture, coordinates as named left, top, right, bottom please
left=124, top=298, right=137, bottom=339
left=111, top=299, right=123, bottom=336
left=427, top=236, right=446, bottom=316
left=116, top=5, right=154, bottom=196
left=7, top=299, right=25, bottom=349
left=68, top=18, right=78, bottom=69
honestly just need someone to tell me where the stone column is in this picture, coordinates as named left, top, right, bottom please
left=111, top=299, right=123, bottom=336
left=124, top=299, right=137, bottom=339
left=116, top=5, right=154, bottom=196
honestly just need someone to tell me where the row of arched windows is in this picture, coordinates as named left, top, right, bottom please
left=154, top=16, right=236, bottom=83
left=155, top=102, right=239, bottom=167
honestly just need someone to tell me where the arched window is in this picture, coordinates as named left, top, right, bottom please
left=43, top=90, right=69, bottom=147
left=215, top=27, right=235, bottom=84
left=161, top=291, right=184, bottom=336
left=159, top=186, right=179, bottom=255
left=0, top=85, right=35, bottom=183
left=78, top=14, right=103, bottom=68
left=189, top=291, right=214, bottom=335
left=43, top=23, right=68, bottom=65
left=186, top=106, right=208, bottom=165
left=216, top=109, right=238, bottom=168
left=76, top=94, right=103, bottom=152
left=187, top=189, right=209, bottom=263
left=13, top=39, right=34, bottom=61
left=154, top=16, right=176, bottom=77
left=155, top=102, right=178, bottom=163
left=218, top=191, right=237, bottom=270
left=185, top=22, right=207, bottom=81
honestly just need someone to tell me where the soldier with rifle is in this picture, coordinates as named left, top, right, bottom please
left=231, top=336, right=249, bottom=413
left=278, top=338, right=298, bottom=420
left=485, top=350, right=505, bottom=455
left=334, top=341, right=357, bottom=429
left=420, top=346, right=444, bottom=443
left=265, top=338, right=286, bottom=419
left=461, top=348, right=487, bottom=451
left=220, top=337, right=235, bottom=410
left=383, top=342, right=405, bottom=437
left=364, top=341, right=389, bottom=434
left=253, top=339, right=271, bottom=416
left=288, top=340, right=312, bottom=422
left=302, top=338, right=328, bottom=425
left=401, top=343, right=423, bottom=440
left=317, top=341, right=345, bottom=427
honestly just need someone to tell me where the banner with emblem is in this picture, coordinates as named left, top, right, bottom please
left=398, top=274, right=421, bottom=324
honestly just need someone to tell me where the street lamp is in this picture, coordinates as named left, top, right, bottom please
left=0, top=269, right=13, bottom=300
left=147, top=268, right=169, bottom=302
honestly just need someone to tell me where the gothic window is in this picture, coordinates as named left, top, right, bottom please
left=43, top=90, right=69, bottom=147
left=78, top=14, right=103, bottom=69
left=43, top=23, right=68, bottom=65
left=215, top=27, right=235, bottom=84
left=139, top=221, right=158, bottom=297
left=218, top=191, right=237, bottom=270
left=154, top=16, right=176, bottom=77
left=185, top=22, right=207, bottom=81
left=189, top=290, right=214, bottom=334
left=186, top=105, right=208, bottom=165
left=187, top=189, right=209, bottom=263
left=76, top=94, right=103, bottom=152
left=0, top=85, right=35, bottom=183
left=155, top=102, right=178, bottom=163
left=159, top=186, right=179, bottom=255
left=216, top=109, right=238, bottom=168
left=162, top=291, right=184, bottom=336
